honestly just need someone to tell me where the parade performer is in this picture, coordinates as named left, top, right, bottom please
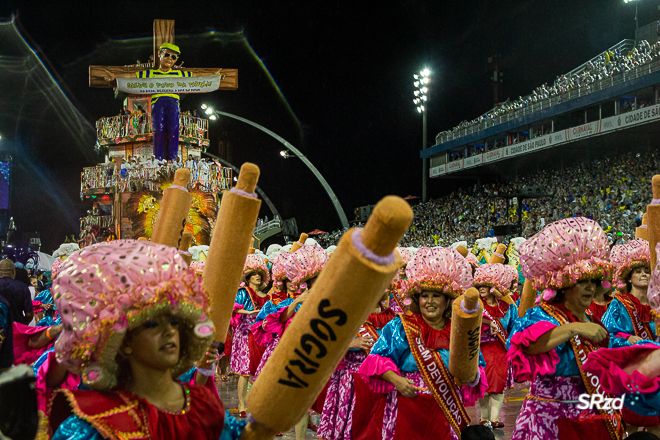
left=388, top=247, right=412, bottom=314
left=507, top=217, right=624, bottom=440
left=603, top=238, right=656, bottom=347
left=231, top=253, right=270, bottom=416
left=317, top=290, right=395, bottom=440
left=352, top=247, right=487, bottom=440
left=473, top=263, right=517, bottom=429
left=47, top=240, right=246, bottom=440
left=601, top=238, right=660, bottom=433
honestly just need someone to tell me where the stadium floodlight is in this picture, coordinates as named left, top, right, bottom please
left=201, top=104, right=208, bottom=109
left=205, top=107, right=214, bottom=115
left=421, top=87, right=428, bottom=94
left=421, top=95, right=427, bottom=101
left=414, top=90, right=419, bottom=96
left=414, top=81, right=420, bottom=87
left=413, top=74, right=419, bottom=80
left=209, top=114, right=217, bottom=120
left=279, top=150, right=287, bottom=157
left=413, top=67, right=430, bottom=203
left=421, top=68, right=431, bottom=77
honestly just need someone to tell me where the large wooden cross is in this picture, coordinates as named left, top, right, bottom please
left=88, top=19, right=237, bottom=90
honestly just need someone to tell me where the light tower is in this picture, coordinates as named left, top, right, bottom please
left=413, top=68, right=431, bottom=202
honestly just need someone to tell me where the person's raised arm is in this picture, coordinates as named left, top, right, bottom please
left=524, top=322, right=607, bottom=355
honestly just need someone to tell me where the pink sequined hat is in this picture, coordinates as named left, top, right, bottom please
left=402, top=247, right=473, bottom=300
left=396, top=247, right=413, bottom=266
left=53, top=240, right=215, bottom=390
left=465, top=252, right=480, bottom=269
left=473, top=263, right=512, bottom=297
left=647, top=242, right=660, bottom=312
left=271, top=252, right=294, bottom=289
left=284, top=245, right=328, bottom=289
left=502, top=264, right=519, bottom=292
left=51, top=258, right=65, bottom=280
left=519, top=217, right=613, bottom=301
left=609, top=238, right=650, bottom=290
left=242, top=254, right=270, bottom=290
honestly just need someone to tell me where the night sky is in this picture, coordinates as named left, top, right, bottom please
left=0, top=0, right=653, bottom=253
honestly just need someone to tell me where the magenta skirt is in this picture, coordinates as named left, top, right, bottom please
left=230, top=314, right=256, bottom=376
left=317, top=351, right=367, bottom=440
left=253, top=334, right=280, bottom=380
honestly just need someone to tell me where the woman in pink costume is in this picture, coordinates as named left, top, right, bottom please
left=507, top=217, right=624, bottom=440
left=352, top=247, right=487, bottom=440
left=473, top=263, right=517, bottom=429
left=230, top=253, right=270, bottom=416
left=48, top=240, right=246, bottom=440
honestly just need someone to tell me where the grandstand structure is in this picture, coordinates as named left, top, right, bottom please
left=424, top=31, right=660, bottom=182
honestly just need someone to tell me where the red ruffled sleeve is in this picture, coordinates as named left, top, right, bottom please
left=358, top=354, right=400, bottom=393
left=230, top=304, right=244, bottom=327
left=506, top=321, right=561, bottom=382
left=583, top=343, right=660, bottom=395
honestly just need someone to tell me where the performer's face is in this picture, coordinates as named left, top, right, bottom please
left=477, top=286, right=491, bottom=299
left=398, top=266, right=406, bottom=278
left=285, top=279, right=297, bottom=294
left=123, top=314, right=181, bottom=371
left=630, top=266, right=650, bottom=290
left=159, top=49, right=178, bottom=70
left=564, top=279, right=598, bottom=310
left=419, top=291, right=448, bottom=321
left=248, top=273, right=261, bottom=286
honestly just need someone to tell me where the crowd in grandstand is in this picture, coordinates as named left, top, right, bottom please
left=437, top=39, right=660, bottom=140
left=319, top=150, right=655, bottom=249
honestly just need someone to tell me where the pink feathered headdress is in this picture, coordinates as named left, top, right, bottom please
left=396, top=247, right=413, bottom=266
left=284, top=245, right=328, bottom=289
left=647, top=242, right=660, bottom=313
left=402, top=247, right=473, bottom=300
left=473, top=263, right=512, bottom=297
left=520, top=217, right=613, bottom=302
left=610, top=238, right=650, bottom=291
left=51, top=258, right=65, bottom=280
left=242, top=254, right=270, bottom=290
left=53, top=240, right=215, bottom=390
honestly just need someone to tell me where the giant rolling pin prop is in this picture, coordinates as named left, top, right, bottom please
left=289, top=233, right=309, bottom=253
left=150, top=169, right=193, bottom=248
left=449, top=287, right=483, bottom=386
left=241, top=196, right=413, bottom=439
left=489, top=243, right=507, bottom=264
left=204, top=163, right=262, bottom=345
left=636, top=213, right=649, bottom=241
left=178, top=230, right=194, bottom=266
left=518, top=279, right=536, bottom=318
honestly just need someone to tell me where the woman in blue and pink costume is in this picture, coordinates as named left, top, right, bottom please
left=352, top=247, right=487, bottom=440
left=601, top=238, right=660, bottom=434
left=473, top=263, right=517, bottom=429
left=507, top=217, right=624, bottom=440
left=583, top=239, right=660, bottom=437
left=230, top=253, right=270, bottom=416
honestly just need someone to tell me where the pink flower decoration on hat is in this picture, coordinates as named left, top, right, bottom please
left=610, top=238, right=650, bottom=289
left=403, top=247, right=473, bottom=299
left=396, top=247, right=413, bottom=266
left=519, top=217, right=613, bottom=292
left=190, top=260, right=205, bottom=274
left=284, top=245, right=328, bottom=288
left=53, top=240, right=214, bottom=390
left=465, top=252, right=480, bottom=269
left=51, top=258, right=65, bottom=280
left=473, top=263, right=511, bottom=297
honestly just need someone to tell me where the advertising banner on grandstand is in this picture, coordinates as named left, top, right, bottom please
left=484, top=149, right=502, bottom=163
left=565, top=121, right=601, bottom=141
left=447, top=160, right=463, bottom=172
left=601, top=103, right=660, bottom=133
left=430, top=165, right=446, bottom=177
left=463, top=154, right=483, bottom=168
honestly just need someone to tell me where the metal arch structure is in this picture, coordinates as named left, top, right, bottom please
left=202, top=152, right=281, bottom=220
left=209, top=110, right=349, bottom=229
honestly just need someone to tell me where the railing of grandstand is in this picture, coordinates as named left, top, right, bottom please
left=80, top=215, right=113, bottom=230
left=435, top=55, right=660, bottom=145
left=80, top=164, right=233, bottom=195
left=96, top=115, right=209, bottom=141
left=254, top=218, right=282, bottom=235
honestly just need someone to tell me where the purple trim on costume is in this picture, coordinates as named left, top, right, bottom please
left=460, top=298, right=480, bottom=314
left=468, top=368, right=481, bottom=387
left=178, top=250, right=191, bottom=256
left=246, top=413, right=275, bottom=431
left=230, top=187, right=258, bottom=199
left=169, top=184, right=189, bottom=192
left=296, top=241, right=303, bottom=246
left=493, top=252, right=504, bottom=258
left=351, top=229, right=396, bottom=266
left=652, top=199, right=660, bottom=205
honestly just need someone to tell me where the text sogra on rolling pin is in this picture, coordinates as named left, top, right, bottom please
left=278, top=299, right=347, bottom=388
